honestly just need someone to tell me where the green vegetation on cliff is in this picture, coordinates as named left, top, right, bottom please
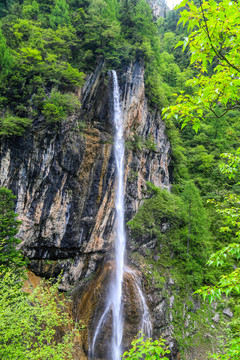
left=126, top=0, right=240, bottom=358
left=0, top=187, right=26, bottom=271
left=0, top=187, right=81, bottom=360
left=0, top=0, right=191, bottom=134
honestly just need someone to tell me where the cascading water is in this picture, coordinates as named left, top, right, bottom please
left=89, top=70, right=125, bottom=360
left=90, top=70, right=152, bottom=360
left=125, top=267, right=152, bottom=338
left=111, top=70, right=126, bottom=360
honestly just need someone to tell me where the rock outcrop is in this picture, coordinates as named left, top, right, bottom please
left=72, top=262, right=152, bottom=358
left=147, top=0, right=168, bottom=17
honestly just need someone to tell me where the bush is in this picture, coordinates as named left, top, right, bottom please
left=0, top=187, right=26, bottom=272
left=42, top=89, right=80, bottom=123
left=122, top=334, right=170, bottom=359
left=0, top=269, right=80, bottom=360
left=0, top=114, right=32, bottom=136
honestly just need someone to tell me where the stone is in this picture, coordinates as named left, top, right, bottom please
left=72, top=262, right=152, bottom=358
left=212, top=313, right=220, bottom=323
left=147, top=0, right=167, bottom=18
left=223, top=308, right=233, bottom=318
left=169, top=295, right=174, bottom=308
left=184, top=315, right=191, bottom=329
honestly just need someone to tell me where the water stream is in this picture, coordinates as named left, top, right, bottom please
left=90, top=70, right=151, bottom=360
left=111, top=69, right=126, bottom=360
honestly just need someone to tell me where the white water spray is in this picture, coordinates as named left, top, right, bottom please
left=125, top=267, right=152, bottom=338
left=111, top=70, right=126, bottom=360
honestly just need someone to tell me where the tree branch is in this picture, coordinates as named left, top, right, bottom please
left=199, top=0, right=240, bottom=73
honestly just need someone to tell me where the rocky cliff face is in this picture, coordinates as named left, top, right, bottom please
left=0, top=62, right=171, bottom=291
left=147, top=0, right=167, bottom=17
left=0, top=61, right=173, bottom=358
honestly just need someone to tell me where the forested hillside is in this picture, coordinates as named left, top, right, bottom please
left=1, top=0, right=240, bottom=359
left=0, top=0, right=191, bottom=133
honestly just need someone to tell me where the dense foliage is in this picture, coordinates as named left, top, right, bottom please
left=125, top=0, right=240, bottom=357
left=0, top=0, right=192, bottom=135
left=122, top=334, right=170, bottom=360
left=161, top=0, right=240, bottom=358
left=0, top=270, right=80, bottom=360
left=0, top=187, right=26, bottom=271
left=128, top=182, right=213, bottom=288
left=0, top=187, right=80, bottom=359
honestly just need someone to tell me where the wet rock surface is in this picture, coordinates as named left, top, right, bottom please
left=72, top=262, right=152, bottom=359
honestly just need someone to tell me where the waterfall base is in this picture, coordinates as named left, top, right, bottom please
left=72, top=261, right=152, bottom=359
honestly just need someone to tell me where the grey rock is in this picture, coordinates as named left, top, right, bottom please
left=223, top=307, right=233, bottom=318
left=169, top=295, right=174, bottom=308
left=185, top=315, right=191, bottom=328
left=212, top=313, right=220, bottom=323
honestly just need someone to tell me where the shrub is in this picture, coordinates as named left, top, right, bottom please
left=42, top=89, right=80, bottom=123
left=0, top=114, right=32, bottom=136
left=122, top=334, right=170, bottom=360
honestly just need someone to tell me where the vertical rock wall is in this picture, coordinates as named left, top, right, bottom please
left=0, top=62, right=171, bottom=291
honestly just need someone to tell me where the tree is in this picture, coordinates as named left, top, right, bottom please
left=0, top=0, right=15, bottom=18
left=181, top=181, right=209, bottom=260
left=49, top=0, right=71, bottom=30
left=0, top=269, right=80, bottom=360
left=0, top=114, right=32, bottom=136
left=0, top=187, right=81, bottom=359
left=0, top=187, right=26, bottom=271
left=193, top=150, right=240, bottom=359
left=195, top=149, right=240, bottom=302
left=42, top=88, right=81, bottom=123
left=163, top=0, right=240, bottom=132
left=0, top=28, right=13, bottom=76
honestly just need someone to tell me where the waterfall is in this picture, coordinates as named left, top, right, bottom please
left=89, top=70, right=125, bottom=360
left=90, top=70, right=152, bottom=360
left=111, top=69, right=126, bottom=360
left=125, top=267, right=152, bottom=338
